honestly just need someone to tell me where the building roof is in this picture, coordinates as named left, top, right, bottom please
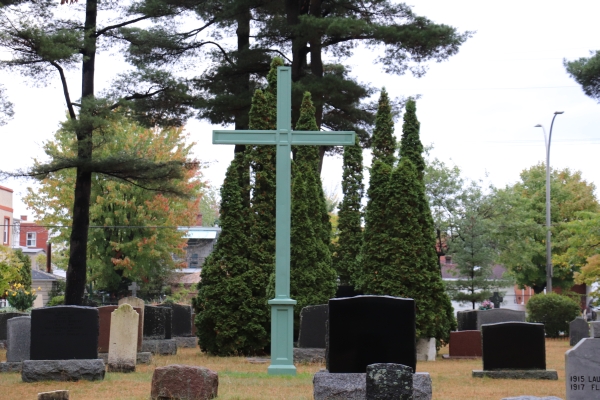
left=12, top=246, right=46, bottom=254
left=0, top=185, right=13, bottom=193
left=170, top=270, right=201, bottom=285
left=31, top=269, right=65, bottom=281
left=178, top=226, right=221, bottom=240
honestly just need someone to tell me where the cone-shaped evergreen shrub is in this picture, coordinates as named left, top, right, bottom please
left=195, top=151, right=269, bottom=355
left=333, top=135, right=364, bottom=285
left=371, top=88, right=396, bottom=166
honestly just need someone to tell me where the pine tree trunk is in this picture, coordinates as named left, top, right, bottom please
left=64, top=0, right=97, bottom=305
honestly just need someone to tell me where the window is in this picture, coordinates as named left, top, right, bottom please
left=190, top=253, right=199, bottom=266
left=2, top=218, right=8, bottom=245
left=26, top=232, right=36, bottom=247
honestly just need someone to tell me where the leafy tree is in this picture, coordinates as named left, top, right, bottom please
left=194, top=151, right=268, bottom=356
left=357, top=89, right=396, bottom=291
left=0, top=0, right=199, bottom=304
left=556, top=211, right=600, bottom=300
left=424, top=156, right=465, bottom=267
left=332, top=135, right=364, bottom=285
left=445, top=185, right=504, bottom=309
left=13, top=249, right=31, bottom=290
left=565, top=50, right=600, bottom=101
left=199, top=185, right=220, bottom=227
left=492, top=164, right=599, bottom=293
left=289, top=92, right=337, bottom=338
left=0, top=246, right=21, bottom=295
left=24, top=117, right=201, bottom=294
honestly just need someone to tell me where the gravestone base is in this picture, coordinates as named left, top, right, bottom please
left=416, top=338, right=436, bottom=361
left=0, top=361, right=22, bottom=372
left=99, top=352, right=152, bottom=364
left=173, top=336, right=197, bottom=348
left=366, top=363, right=412, bottom=400
left=21, top=359, right=106, bottom=382
left=142, top=339, right=177, bottom=355
left=294, top=348, right=325, bottom=364
left=313, top=370, right=432, bottom=400
left=442, top=354, right=480, bottom=359
left=107, top=361, right=135, bottom=373
left=472, top=370, right=558, bottom=380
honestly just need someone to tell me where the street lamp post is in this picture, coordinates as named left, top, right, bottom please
left=534, top=111, right=564, bottom=294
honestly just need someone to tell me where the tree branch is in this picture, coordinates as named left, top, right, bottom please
left=49, top=61, right=77, bottom=120
left=95, top=15, right=154, bottom=37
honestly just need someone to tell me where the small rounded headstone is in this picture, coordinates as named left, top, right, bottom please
left=151, top=364, right=218, bottom=400
left=366, top=363, right=413, bottom=400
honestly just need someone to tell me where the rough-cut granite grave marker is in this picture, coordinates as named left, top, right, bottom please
left=30, top=306, right=98, bottom=360
left=327, top=296, right=416, bottom=373
left=366, top=363, right=413, bottom=400
left=107, top=304, right=139, bottom=373
left=569, top=317, right=589, bottom=346
left=298, top=305, right=328, bottom=348
left=7, top=316, right=30, bottom=362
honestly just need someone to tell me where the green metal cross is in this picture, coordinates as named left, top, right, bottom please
left=213, top=66, right=355, bottom=375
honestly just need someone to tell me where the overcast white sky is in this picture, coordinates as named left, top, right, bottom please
left=1, top=1, right=600, bottom=218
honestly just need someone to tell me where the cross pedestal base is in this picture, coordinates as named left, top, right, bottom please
left=267, top=298, right=297, bottom=376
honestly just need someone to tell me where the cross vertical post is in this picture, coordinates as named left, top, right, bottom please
left=267, top=67, right=297, bottom=375
left=128, top=282, right=139, bottom=298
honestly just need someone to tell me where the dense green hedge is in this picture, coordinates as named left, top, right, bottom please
left=526, top=293, right=581, bottom=337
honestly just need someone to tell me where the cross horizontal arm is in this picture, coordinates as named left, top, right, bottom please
left=213, top=130, right=355, bottom=146
left=213, top=130, right=277, bottom=145
left=290, top=131, right=355, bottom=146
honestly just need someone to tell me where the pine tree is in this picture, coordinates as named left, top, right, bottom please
left=333, top=135, right=364, bottom=285
left=194, top=151, right=268, bottom=355
left=357, top=88, right=397, bottom=290
left=397, top=99, right=456, bottom=344
left=289, top=92, right=337, bottom=338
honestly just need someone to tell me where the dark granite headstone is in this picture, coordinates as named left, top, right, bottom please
left=457, top=309, right=526, bottom=331
left=144, top=305, right=172, bottom=340
left=30, top=306, right=98, bottom=360
left=482, top=322, right=546, bottom=370
left=449, top=330, right=482, bottom=358
left=159, top=303, right=192, bottom=337
left=569, top=317, right=589, bottom=346
left=0, top=312, right=27, bottom=340
left=327, top=295, right=416, bottom=373
left=98, top=305, right=143, bottom=352
left=298, top=305, right=328, bottom=348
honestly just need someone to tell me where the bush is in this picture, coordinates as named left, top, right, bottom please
left=6, top=283, right=39, bottom=311
left=47, top=295, right=65, bottom=306
left=526, top=293, right=581, bottom=337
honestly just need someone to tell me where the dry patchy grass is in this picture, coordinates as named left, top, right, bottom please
left=0, top=339, right=569, bottom=399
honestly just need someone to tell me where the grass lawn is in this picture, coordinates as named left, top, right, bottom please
left=0, top=339, right=569, bottom=399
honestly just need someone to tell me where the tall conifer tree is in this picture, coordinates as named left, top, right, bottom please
left=397, top=99, right=456, bottom=344
left=333, top=135, right=364, bottom=285
left=289, top=92, right=337, bottom=338
left=358, top=89, right=396, bottom=290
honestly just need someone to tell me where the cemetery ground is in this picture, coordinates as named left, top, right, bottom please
left=0, top=340, right=568, bottom=399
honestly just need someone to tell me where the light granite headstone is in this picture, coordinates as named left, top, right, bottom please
left=569, top=317, right=589, bottom=346
left=565, top=337, right=600, bottom=400
left=118, top=296, right=145, bottom=338
left=107, top=304, right=139, bottom=373
left=366, top=363, right=412, bottom=400
left=7, top=316, right=30, bottom=362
